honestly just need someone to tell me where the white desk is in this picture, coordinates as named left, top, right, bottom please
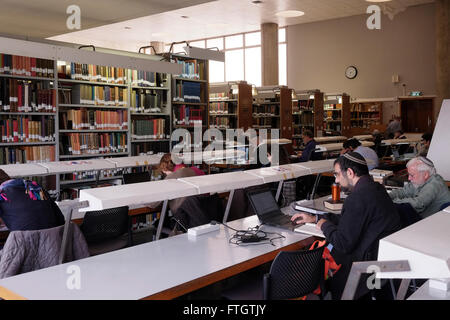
left=407, top=281, right=450, bottom=300
left=381, top=138, right=420, bottom=146
left=0, top=163, right=49, bottom=177
left=178, top=171, right=264, bottom=194
left=315, top=141, right=375, bottom=153
left=292, top=159, right=335, bottom=174
left=79, top=179, right=198, bottom=212
left=40, top=159, right=116, bottom=175
left=0, top=215, right=314, bottom=300
left=245, top=165, right=311, bottom=184
left=377, top=211, right=450, bottom=279
left=105, top=155, right=162, bottom=168
left=353, top=135, right=373, bottom=141
left=315, top=136, right=347, bottom=144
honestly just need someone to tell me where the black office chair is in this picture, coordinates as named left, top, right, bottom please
left=263, top=246, right=325, bottom=299
left=222, top=246, right=325, bottom=300
left=122, top=171, right=151, bottom=184
left=80, top=206, right=132, bottom=256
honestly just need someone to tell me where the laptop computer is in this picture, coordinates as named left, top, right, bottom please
left=247, top=189, right=295, bottom=230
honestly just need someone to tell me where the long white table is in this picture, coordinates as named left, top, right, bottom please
left=315, top=136, right=347, bottom=144
left=315, top=141, right=375, bottom=153
left=0, top=215, right=314, bottom=300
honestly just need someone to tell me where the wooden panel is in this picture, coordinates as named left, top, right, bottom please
left=237, top=82, right=253, bottom=131
left=400, top=98, right=434, bottom=133
left=341, top=94, right=351, bottom=137
left=314, top=92, right=324, bottom=137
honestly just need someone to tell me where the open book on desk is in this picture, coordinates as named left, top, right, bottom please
left=294, top=223, right=325, bottom=238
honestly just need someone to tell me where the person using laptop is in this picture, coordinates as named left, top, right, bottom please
left=291, top=152, right=401, bottom=299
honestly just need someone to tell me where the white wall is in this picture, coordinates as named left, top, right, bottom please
left=287, top=4, right=436, bottom=100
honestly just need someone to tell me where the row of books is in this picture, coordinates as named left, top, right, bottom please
left=209, top=92, right=236, bottom=101
left=0, top=145, right=56, bottom=164
left=131, top=119, right=167, bottom=140
left=350, top=103, right=380, bottom=112
left=132, top=143, right=169, bottom=156
left=253, top=117, right=277, bottom=127
left=129, top=70, right=166, bottom=87
left=173, top=82, right=202, bottom=102
left=1, top=118, right=55, bottom=143
left=173, top=59, right=203, bottom=80
left=58, top=62, right=127, bottom=84
left=60, top=109, right=128, bottom=130
left=72, top=85, right=128, bottom=106
left=350, top=112, right=381, bottom=119
left=293, top=99, right=314, bottom=112
left=209, top=117, right=231, bottom=129
left=173, top=105, right=203, bottom=125
left=130, top=90, right=163, bottom=113
left=0, top=54, right=54, bottom=78
left=61, top=168, right=125, bottom=182
left=0, top=79, right=56, bottom=112
left=209, top=102, right=235, bottom=114
left=293, top=112, right=314, bottom=126
left=60, top=132, right=128, bottom=156
left=252, top=105, right=278, bottom=116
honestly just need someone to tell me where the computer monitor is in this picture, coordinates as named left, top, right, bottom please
left=122, top=171, right=151, bottom=184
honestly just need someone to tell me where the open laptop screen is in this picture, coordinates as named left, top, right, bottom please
left=248, top=190, right=279, bottom=217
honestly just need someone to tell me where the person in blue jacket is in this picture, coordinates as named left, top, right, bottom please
left=0, top=169, right=65, bottom=231
left=296, top=130, right=318, bottom=162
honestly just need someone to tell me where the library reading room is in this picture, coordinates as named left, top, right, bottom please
left=0, top=0, right=449, bottom=307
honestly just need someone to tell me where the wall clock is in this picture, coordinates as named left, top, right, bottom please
left=345, top=66, right=358, bottom=79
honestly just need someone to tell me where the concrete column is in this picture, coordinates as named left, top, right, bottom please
left=436, top=0, right=450, bottom=119
left=261, top=23, right=279, bottom=86
left=150, top=41, right=165, bottom=54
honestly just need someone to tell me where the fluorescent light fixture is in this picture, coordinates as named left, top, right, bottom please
left=275, top=10, right=305, bottom=18
left=0, top=36, right=182, bottom=74
left=183, top=46, right=225, bottom=62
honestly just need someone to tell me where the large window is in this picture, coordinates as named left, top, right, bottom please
left=167, top=28, right=286, bottom=87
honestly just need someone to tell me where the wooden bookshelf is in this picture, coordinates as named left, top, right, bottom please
left=209, top=81, right=252, bottom=131
left=323, top=93, right=350, bottom=137
left=291, top=89, right=324, bottom=150
left=349, top=100, right=383, bottom=136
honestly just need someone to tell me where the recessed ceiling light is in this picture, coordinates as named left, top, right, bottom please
left=181, top=15, right=189, bottom=19
left=275, top=10, right=305, bottom=18
left=252, top=0, right=263, bottom=4
left=124, top=26, right=132, bottom=30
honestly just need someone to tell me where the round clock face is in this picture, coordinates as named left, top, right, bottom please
left=345, top=66, right=358, bottom=79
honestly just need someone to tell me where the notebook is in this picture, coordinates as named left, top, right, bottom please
left=294, top=223, right=325, bottom=238
left=247, top=189, right=295, bottom=231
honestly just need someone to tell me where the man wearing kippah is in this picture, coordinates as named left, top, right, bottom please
left=291, top=152, right=401, bottom=300
left=389, top=156, right=450, bottom=227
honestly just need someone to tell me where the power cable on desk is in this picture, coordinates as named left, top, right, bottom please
left=210, top=220, right=285, bottom=246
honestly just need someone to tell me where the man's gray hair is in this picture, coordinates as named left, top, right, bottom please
left=406, top=157, right=436, bottom=176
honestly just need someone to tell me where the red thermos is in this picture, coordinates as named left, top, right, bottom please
left=332, top=183, right=340, bottom=201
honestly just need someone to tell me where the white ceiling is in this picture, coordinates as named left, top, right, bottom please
left=1, top=0, right=434, bottom=53
left=0, top=0, right=214, bottom=39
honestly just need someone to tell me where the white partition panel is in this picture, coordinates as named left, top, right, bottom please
left=377, top=211, right=450, bottom=279
left=428, top=100, right=450, bottom=181
left=40, top=159, right=116, bottom=174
